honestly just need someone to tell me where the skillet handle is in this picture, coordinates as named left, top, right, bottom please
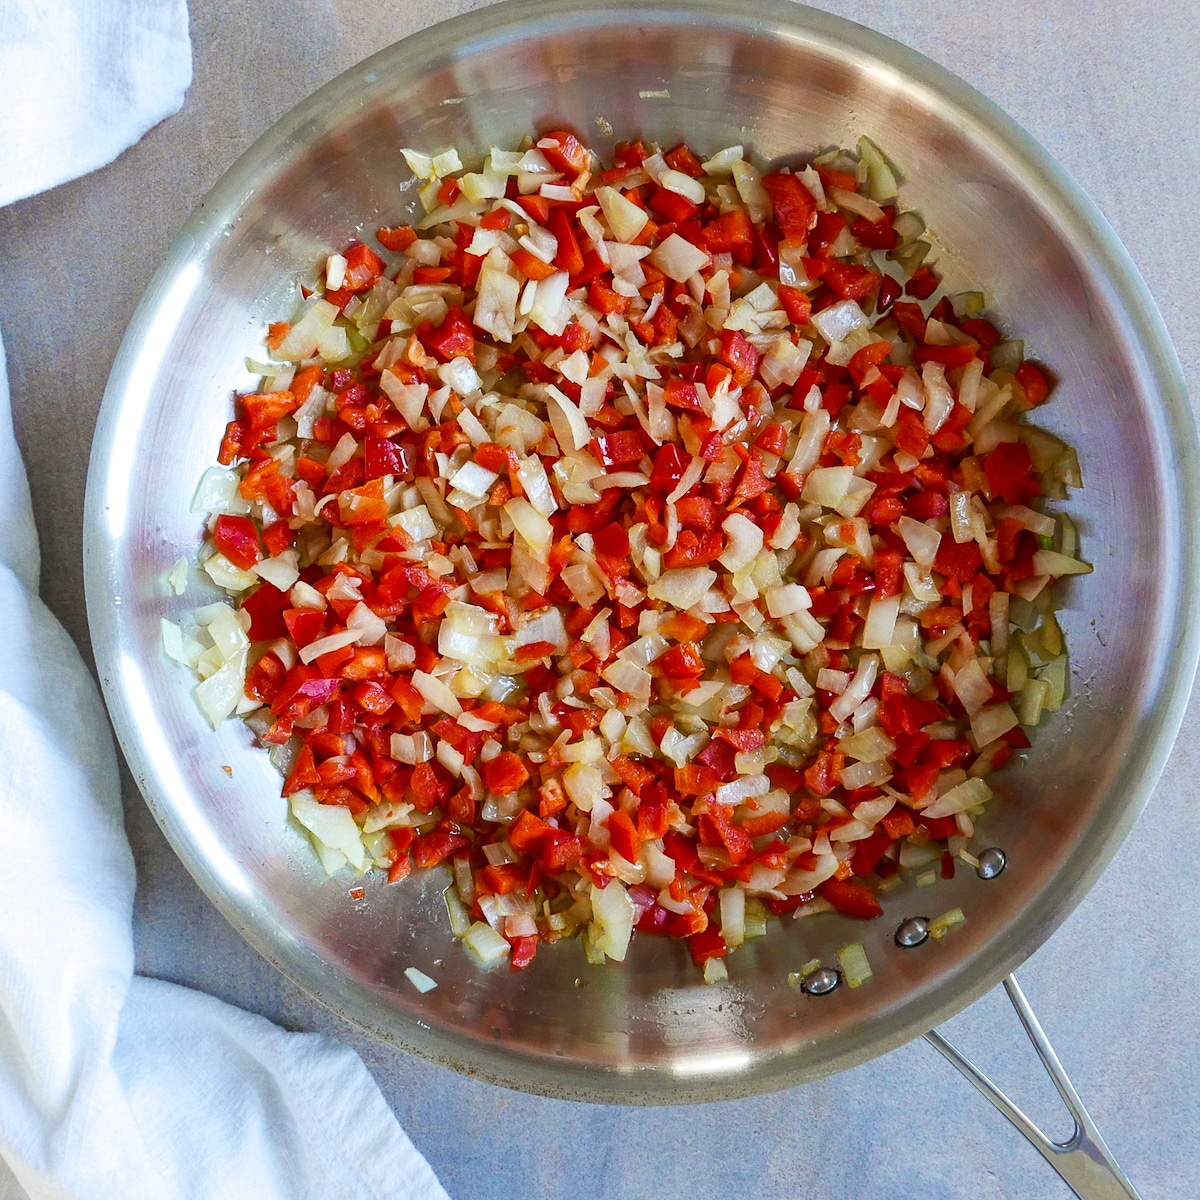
left=925, top=974, right=1142, bottom=1200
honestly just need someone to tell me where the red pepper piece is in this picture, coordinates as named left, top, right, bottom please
left=592, top=522, right=630, bottom=558
left=376, top=225, right=417, bottom=251
left=607, top=809, right=642, bottom=863
left=916, top=813, right=958, bottom=840
left=695, top=738, right=738, bottom=782
left=412, top=829, right=468, bottom=868
left=914, top=341, right=980, bottom=369
left=610, top=755, right=655, bottom=796
left=850, top=211, right=898, bottom=250
left=852, top=829, right=895, bottom=878
left=893, top=407, right=930, bottom=458
left=481, top=751, right=530, bottom=796
left=538, top=129, right=590, bottom=176
left=921, top=738, right=974, bottom=770
left=508, top=935, right=538, bottom=970
left=702, top=207, right=756, bottom=264
left=820, top=877, right=883, bottom=918
left=984, top=440, right=1038, bottom=504
left=657, top=641, right=705, bottom=681
left=353, top=680, right=393, bottom=716
left=718, top=329, right=760, bottom=387
left=823, top=261, right=883, bottom=301
left=213, top=514, right=260, bottom=570
left=539, top=830, right=584, bottom=873
left=804, top=750, right=843, bottom=798
left=697, top=806, right=753, bottom=865
left=547, top=206, right=584, bottom=275
left=687, top=925, right=728, bottom=967
left=648, top=186, right=699, bottom=224
left=282, top=607, right=325, bottom=650
left=873, top=548, right=904, bottom=598
left=648, top=442, right=687, bottom=492
left=673, top=763, right=721, bottom=797
left=511, top=246, right=558, bottom=280
left=663, top=143, right=704, bottom=177
left=1015, top=361, right=1051, bottom=405
left=930, top=403, right=974, bottom=453
left=906, top=265, right=939, bottom=299
left=881, top=809, right=917, bottom=840
left=663, top=376, right=703, bottom=412
left=342, top=242, right=386, bottom=291
left=933, top=538, right=983, bottom=582
left=509, top=809, right=552, bottom=854
left=422, top=306, right=476, bottom=362
left=591, top=430, right=645, bottom=469
left=846, top=340, right=893, bottom=387
left=762, top=172, right=817, bottom=240
left=588, top=278, right=630, bottom=314
left=240, top=583, right=289, bottom=641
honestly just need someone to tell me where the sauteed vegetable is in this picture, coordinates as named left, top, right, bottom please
left=167, top=133, right=1088, bottom=979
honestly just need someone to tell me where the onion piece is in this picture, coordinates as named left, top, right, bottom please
left=545, top=385, right=591, bottom=452
left=595, top=186, right=649, bottom=243
left=649, top=233, right=710, bottom=283
left=589, top=880, right=634, bottom=961
left=829, top=654, right=878, bottom=723
left=897, top=515, right=942, bottom=570
left=812, top=299, right=869, bottom=344
left=921, top=778, right=993, bottom=820
left=412, top=669, right=463, bottom=716
left=837, top=942, right=872, bottom=989
left=719, top=513, right=762, bottom=571
left=648, top=567, right=717, bottom=610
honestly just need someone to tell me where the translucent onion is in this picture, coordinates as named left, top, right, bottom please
left=589, top=880, right=634, bottom=961
left=719, top=513, right=763, bottom=571
left=970, top=701, right=1020, bottom=748
left=648, top=567, right=717, bottom=610
left=897, top=515, right=942, bottom=570
left=829, top=654, right=878, bottom=723
left=411, top=669, right=463, bottom=716
left=921, top=777, right=993, bottom=820
left=812, top=299, right=869, bottom=344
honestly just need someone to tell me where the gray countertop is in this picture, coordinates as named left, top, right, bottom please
left=3, top=2, right=1198, bottom=1197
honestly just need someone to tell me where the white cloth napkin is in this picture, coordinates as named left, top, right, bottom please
left=0, top=0, right=194, bottom=207
left=0, top=3, right=450, bottom=1198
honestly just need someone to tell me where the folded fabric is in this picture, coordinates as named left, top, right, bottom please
left=0, top=0, right=193, bottom=207
left=0, top=3, right=450, bottom=1196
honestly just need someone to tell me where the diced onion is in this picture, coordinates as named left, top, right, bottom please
left=837, top=942, right=872, bottom=988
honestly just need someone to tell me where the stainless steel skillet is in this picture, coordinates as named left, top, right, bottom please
left=83, top=2, right=1199, bottom=1195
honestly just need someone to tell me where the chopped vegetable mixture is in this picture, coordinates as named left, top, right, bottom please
left=167, top=132, right=1089, bottom=977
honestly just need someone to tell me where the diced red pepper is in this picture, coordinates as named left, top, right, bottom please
left=985, top=440, right=1038, bottom=504
left=539, top=129, right=590, bottom=176
left=591, top=430, right=645, bottom=468
left=762, top=173, right=817, bottom=240
left=376, top=225, right=417, bottom=251
left=342, top=242, right=386, bottom=291
left=413, top=829, right=468, bottom=868
left=482, top=751, right=530, bottom=797
left=607, top=809, right=642, bottom=863
left=719, top=329, right=760, bottom=387
left=213, top=515, right=260, bottom=570
left=422, top=306, right=476, bottom=362
left=687, top=925, right=727, bottom=967
left=820, top=877, right=883, bottom=919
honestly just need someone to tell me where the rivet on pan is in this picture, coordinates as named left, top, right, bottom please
left=976, top=847, right=1008, bottom=880
left=801, top=967, right=841, bottom=996
left=895, top=916, right=930, bottom=948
